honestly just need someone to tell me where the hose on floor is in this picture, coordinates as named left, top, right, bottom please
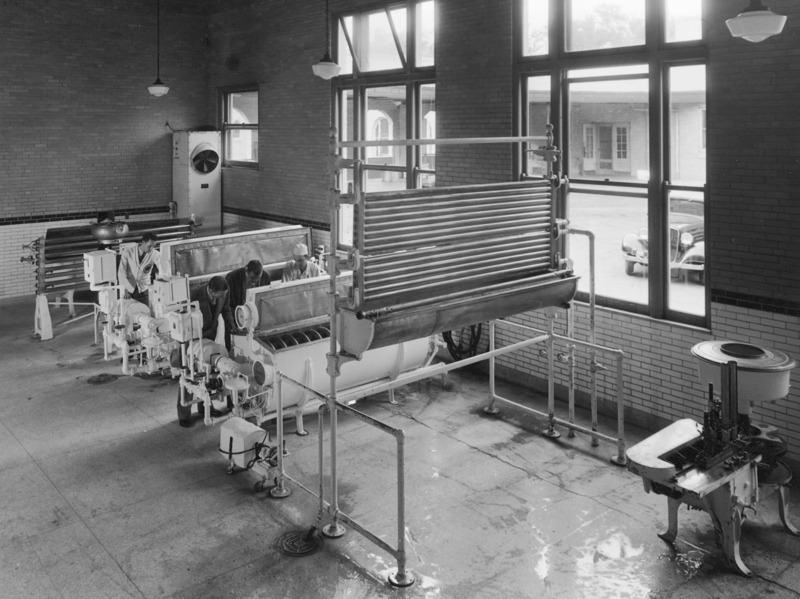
left=442, top=323, right=483, bottom=361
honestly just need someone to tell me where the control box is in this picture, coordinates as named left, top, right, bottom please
left=97, top=288, right=117, bottom=314
left=167, top=307, right=203, bottom=342
left=151, top=276, right=190, bottom=318
left=83, top=250, right=117, bottom=288
left=219, top=417, right=267, bottom=468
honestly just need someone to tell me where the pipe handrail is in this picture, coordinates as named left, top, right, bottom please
left=488, top=317, right=627, bottom=464
left=272, top=371, right=413, bottom=585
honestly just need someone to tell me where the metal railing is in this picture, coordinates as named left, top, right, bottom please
left=268, top=372, right=416, bottom=586
left=485, top=316, right=628, bottom=465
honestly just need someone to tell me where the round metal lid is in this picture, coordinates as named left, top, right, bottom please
left=691, top=340, right=796, bottom=372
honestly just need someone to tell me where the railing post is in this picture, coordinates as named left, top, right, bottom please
left=388, top=431, right=414, bottom=587
left=611, top=352, right=627, bottom=466
left=543, top=310, right=560, bottom=438
left=270, top=374, right=291, bottom=498
left=484, top=320, right=499, bottom=415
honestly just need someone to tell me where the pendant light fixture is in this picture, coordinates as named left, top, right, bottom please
left=312, top=0, right=341, bottom=80
left=726, top=0, right=787, bottom=43
left=148, top=0, right=169, bottom=97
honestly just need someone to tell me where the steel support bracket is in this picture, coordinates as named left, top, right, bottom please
left=326, top=352, right=358, bottom=377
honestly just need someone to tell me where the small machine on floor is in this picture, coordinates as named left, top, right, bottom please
left=626, top=340, right=798, bottom=576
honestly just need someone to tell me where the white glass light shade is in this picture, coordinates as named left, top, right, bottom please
left=148, top=79, right=169, bottom=97
left=312, top=52, right=341, bottom=80
left=726, top=9, right=787, bottom=42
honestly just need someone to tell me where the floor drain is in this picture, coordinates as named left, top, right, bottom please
left=276, top=528, right=322, bottom=556
left=87, top=373, right=118, bottom=385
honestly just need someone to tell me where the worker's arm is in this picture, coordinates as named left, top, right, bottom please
left=221, top=292, right=236, bottom=332
left=150, top=249, right=162, bottom=282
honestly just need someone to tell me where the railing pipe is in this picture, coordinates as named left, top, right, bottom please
left=270, top=374, right=290, bottom=498
left=393, top=431, right=412, bottom=586
left=337, top=333, right=550, bottom=404
left=567, top=305, right=576, bottom=438
left=490, top=393, right=618, bottom=445
left=491, top=318, right=626, bottom=462
left=545, top=311, right=557, bottom=437
left=489, top=320, right=496, bottom=410
left=568, top=228, right=598, bottom=445
left=612, top=353, right=627, bottom=465
left=326, top=126, right=345, bottom=538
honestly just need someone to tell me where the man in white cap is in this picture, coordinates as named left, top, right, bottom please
left=282, top=242, right=326, bottom=281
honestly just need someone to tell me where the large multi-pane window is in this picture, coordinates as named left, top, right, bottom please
left=221, top=88, right=258, bottom=167
left=334, top=1, right=435, bottom=247
left=518, top=0, right=706, bottom=324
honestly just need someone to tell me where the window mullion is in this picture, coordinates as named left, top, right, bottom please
left=340, top=16, right=360, bottom=74
left=647, top=64, right=666, bottom=318
left=385, top=7, right=407, bottom=69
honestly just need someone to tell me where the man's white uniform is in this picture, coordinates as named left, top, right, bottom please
left=118, top=242, right=161, bottom=298
left=282, top=242, right=326, bottom=282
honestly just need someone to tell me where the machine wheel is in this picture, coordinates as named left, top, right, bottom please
left=625, top=261, right=635, bottom=276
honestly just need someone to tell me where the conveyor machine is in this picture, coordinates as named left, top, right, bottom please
left=222, top=274, right=441, bottom=433
left=85, top=226, right=313, bottom=376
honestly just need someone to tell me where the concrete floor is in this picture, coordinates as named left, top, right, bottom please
left=2, top=297, right=800, bottom=599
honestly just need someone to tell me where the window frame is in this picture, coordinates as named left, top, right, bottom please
left=514, top=0, right=708, bottom=326
left=332, top=1, right=436, bottom=250
left=220, top=85, right=259, bottom=169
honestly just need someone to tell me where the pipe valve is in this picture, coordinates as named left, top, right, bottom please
left=551, top=218, right=570, bottom=240
left=590, top=359, right=607, bottom=373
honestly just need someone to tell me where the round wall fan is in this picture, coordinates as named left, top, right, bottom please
left=191, top=142, right=220, bottom=173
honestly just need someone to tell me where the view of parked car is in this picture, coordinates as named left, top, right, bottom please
left=620, top=195, right=705, bottom=284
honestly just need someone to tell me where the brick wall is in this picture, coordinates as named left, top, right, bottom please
left=208, top=0, right=332, bottom=242
left=436, top=0, right=515, bottom=186
left=706, top=0, right=800, bottom=304
left=1, top=0, right=212, bottom=299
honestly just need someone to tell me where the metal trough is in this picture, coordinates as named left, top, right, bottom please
left=159, top=225, right=310, bottom=281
